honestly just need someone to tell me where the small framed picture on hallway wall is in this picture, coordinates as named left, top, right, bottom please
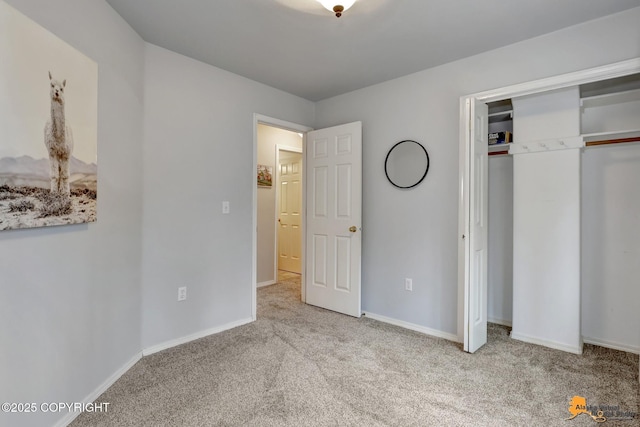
left=257, top=164, right=273, bottom=187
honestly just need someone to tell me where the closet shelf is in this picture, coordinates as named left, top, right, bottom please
left=580, top=88, right=640, bottom=109
left=583, top=129, right=640, bottom=147
left=488, top=143, right=512, bottom=154
left=582, top=129, right=640, bottom=141
left=488, top=110, right=512, bottom=124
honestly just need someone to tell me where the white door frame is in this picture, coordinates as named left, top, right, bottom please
left=253, top=114, right=313, bottom=321
left=275, top=145, right=303, bottom=276
left=457, top=58, right=640, bottom=348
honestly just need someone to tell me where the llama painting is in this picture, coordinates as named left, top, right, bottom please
left=0, top=0, right=97, bottom=230
left=45, top=72, right=74, bottom=196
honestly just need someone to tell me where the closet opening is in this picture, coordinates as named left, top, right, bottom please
left=487, top=99, right=514, bottom=334
left=461, top=66, right=640, bottom=356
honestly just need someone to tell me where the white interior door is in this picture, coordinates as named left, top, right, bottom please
left=278, top=150, right=302, bottom=274
left=306, top=121, right=362, bottom=317
left=464, top=99, right=489, bottom=352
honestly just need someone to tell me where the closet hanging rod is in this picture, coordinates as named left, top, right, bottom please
left=488, top=150, right=509, bottom=156
left=585, top=136, right=640, bottom=147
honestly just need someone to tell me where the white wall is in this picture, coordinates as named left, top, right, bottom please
left=488, top=155, right=513, bottom=326
left=512, top=149, right=582, bottom=353
left=511, top=88, right=582, bottom=353
left=141, top=45, right=314, bottom=350
left=0, top=1, right=145, bottom=426
left=582, top=143, right=640, bottom=353
left=314, top=7, right=640, bottom=340
left=257, top=125, right=302, bottom=285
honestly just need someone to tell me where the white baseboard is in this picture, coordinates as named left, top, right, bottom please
left=488, top=317, right=512, bottom=327
left=142, top=317, right=254, bottom=356
left=362, top=311, right=460, bottom=343
left=257, top=280, right=277, bottom=288
left=583, top=336, right=640, bottom=355
left=55, top=352, right=142, bottom=427
left=511, top=331, right=583, bottom=355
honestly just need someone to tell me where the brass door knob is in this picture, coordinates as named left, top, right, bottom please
left=349, top=226, right=357, bottom=233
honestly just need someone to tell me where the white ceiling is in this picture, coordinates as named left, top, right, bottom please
left=105, top=0, right=640, bottom=101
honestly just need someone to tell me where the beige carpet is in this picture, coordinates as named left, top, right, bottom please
left=71, top=273, right=638, bottom=426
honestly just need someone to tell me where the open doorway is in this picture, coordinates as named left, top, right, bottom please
left=252, top=115, right=312, bottom=320
left=256, top=124, right=303, bottom=286
left=253, top=117, right=364, bottom=321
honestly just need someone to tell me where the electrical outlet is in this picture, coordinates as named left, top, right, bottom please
left=405, top=278, right=413, bottom=291
left=222, top=201, right=230, bottom=214
left=178, top=286, right=187, bottom=301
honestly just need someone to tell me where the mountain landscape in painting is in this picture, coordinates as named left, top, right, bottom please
left=0, top=155, right=97, bottom=230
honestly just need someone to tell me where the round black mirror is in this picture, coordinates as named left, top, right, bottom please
left=384, top=140, right=430, bottom=189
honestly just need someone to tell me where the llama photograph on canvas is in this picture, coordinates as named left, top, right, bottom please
left=0, top=1, right=98, bottom=231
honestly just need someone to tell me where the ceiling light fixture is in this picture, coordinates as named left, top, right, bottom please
left=317, top=0, right=356, bottom=18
